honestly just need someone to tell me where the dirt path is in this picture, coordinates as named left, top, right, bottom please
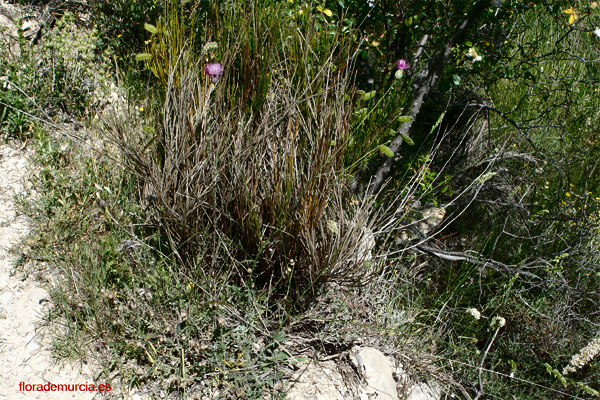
left=0, top=144, right=98, bottom=399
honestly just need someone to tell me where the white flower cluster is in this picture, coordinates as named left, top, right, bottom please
left=467, top=308, right=481, bottom=320
left=201, top=41, right=219, bottom=55
left=467, top=47, right=483, bottom=63
left=490, top=316, right=506, bottom=329
left=563, top=335, right=600, bottom=375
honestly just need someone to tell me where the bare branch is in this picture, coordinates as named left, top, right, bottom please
left=415, top=244, right=540, bottom=279
left=366, top=0, right=492, bottom=195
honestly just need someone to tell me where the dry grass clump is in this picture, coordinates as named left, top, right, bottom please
left=107, top=35, right=378, bottom=299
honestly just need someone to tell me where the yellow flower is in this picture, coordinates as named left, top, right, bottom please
left=563, top=7, right=578, bottom=24
left=316, top=5, right=332, bottom=17
left=565, top=192, right=571, bottom=197
left=139, top=106, right=144, bottom=112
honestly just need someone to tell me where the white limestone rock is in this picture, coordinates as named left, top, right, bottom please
left=350, top=346, right=398, bottom=400
left=406, top=381, right=442, bottom=400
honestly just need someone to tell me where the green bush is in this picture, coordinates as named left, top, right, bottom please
left=0, top=10, right=116, bottom=139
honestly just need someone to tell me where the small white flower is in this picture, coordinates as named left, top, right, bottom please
left=201, top=41, right=219, bottom=55
left=467, top=48, right=483, bottom=62
left=594, top=28, right=600, bottom=38
left=490, top=316, right=506, bottom=329
left=467, top=308, right=481, bottom=320
left=0, top=76, right=12, bottom=90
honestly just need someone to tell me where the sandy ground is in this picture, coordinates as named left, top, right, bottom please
left=0, top=144, right=99, bottom=399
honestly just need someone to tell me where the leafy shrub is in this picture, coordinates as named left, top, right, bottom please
left=0, top=9, right=115, bottom=139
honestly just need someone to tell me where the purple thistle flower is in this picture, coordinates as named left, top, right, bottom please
left=396, top=59, right=409, bottom=70
left=204, top=62, right=224, bottom=82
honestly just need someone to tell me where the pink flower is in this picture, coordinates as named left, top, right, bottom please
left=204, top=62, right=224, bottom=82
left=396, top=59, right=409, bottom=70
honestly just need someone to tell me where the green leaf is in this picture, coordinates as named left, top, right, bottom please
left=378, top=145, right=394, bottom=157
left=144, top=23, right=158, bottom=34
left=452, top=74, right=462, bottom=86
left=559, top=376, right=567, bottom=388
left=353, top=108, right=368, bottom=120
left=135, top=53, right=152, bottom=61
left=361, top=90, right=376, bottom=101
left=400, top=133, right=414, bottom=146
left=577, top=381, right=600, bottom=396
left=398, top=116, right=412, bottom=123
left=273, top=331, right=285, bottom=342
left=272, top=350, right=288, bottom=362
